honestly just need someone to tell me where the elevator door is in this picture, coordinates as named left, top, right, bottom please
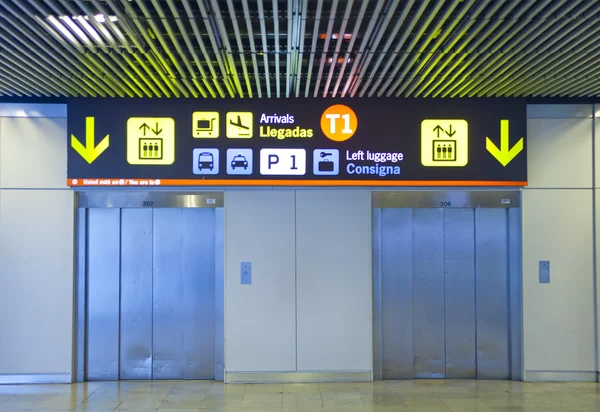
left=83, top=207, right=223, bottom=380
left=374, top=207, right=521, bottom=380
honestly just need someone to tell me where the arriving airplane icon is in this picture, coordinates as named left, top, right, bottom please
left=230, top=115, right=250, bottom=130
left=226, top=112, right=253, bottom=138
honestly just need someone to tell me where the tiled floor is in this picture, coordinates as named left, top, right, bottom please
left=0, top=380, right=599, bottom=411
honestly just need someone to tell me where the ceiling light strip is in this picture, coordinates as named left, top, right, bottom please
left=34, top=0, right=132, bottom=97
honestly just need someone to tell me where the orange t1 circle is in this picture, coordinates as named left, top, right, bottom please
left=320, top=104, right=358, bottom=142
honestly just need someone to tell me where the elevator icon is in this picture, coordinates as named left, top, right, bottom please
left=421, top=119, right=468, bottom=167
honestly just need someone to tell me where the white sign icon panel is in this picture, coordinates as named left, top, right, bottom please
left=260, top=148, right=306, bottom=175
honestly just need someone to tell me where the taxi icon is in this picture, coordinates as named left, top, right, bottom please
left=231, top=154, right=248, bottom=170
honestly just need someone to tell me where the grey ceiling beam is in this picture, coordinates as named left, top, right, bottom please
left=166, top=0, right=217, bottom=97
left=377, top=0, right=441, bottom=97
left=394, top=0, right=474, bottom=97
left=340, top=0, right=387, bottom=97
left=70, top=0, right=162, bottom=97
left=357, top=0, right=413, bottom=97
left=313, top=0, right=339, bottom=97
left=463, top=0, right=596, bottom=98
left=294, top=0, right=308, bottom=97
left=0, top=32, right=77, bottom=96
left=484, top=8, right=600, bottom=96
left=13, top=0, right=119, bottom=96
left=520, top=41, right=600, bottom=96
left=389, top=0, right=464, bottom=97
left=331, top=0, right=369, bottom=97
left=38, top=0, right=143, bottom=97
left=100, top=0, right=175, bottom=97
left=110, top=0, right=182, bottom=97
left=224, top=0, right=253, bottom=97
left=181, top=0, right=227, bottom=97
left=456, top=0, right=577, bottom=97
left=136, top=0, right=195, bottom=97
left=304, top=0, right=324, bottom=97
left=241, top=0, right=263, bottom=98
left=197, top=0, right=237, bottom=97
left=0, top=62, right=48, bottom=96
left=413, top=0, right=506, bottom=98
left=0, top=16, right=89, bottom=96
left=322, top=0, right=354, bottom=97
left=208, top=0, right=246, bottom=97
left=438, top=0, right=545, bottom=98
left=273, top=0, right=281, bottom=97
left=350, top=0, right=403, bottom=97
left=257, top=0, right=272, bottom=97
left=366, top=0, right=429, bottom=97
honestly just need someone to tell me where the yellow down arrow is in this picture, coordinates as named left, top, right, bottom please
left=486, top=119, right=523, bottom=167
left=71, top=117, right=109, bottom=164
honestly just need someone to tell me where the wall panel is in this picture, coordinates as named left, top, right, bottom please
left=295, top=190, right=372, bottom=372
left=523, top=189, right=595, bottom=374
left=224, top=191, right=297, bottom=373
left=0, top=190, right=74, bottom=376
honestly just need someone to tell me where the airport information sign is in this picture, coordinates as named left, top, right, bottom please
left=67, top=98, right=527, bottom=187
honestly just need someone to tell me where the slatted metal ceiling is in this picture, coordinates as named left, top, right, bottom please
left=0, top=0, right=599, bottom=98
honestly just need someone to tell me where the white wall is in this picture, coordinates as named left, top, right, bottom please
left=224, top=190, right=297, bottom=372
left=224, top=190, right=373, bottom=381
left=295, top=190, right=372, bottom=372
left=0, top=105, right=74, bottom=383
left=523, top=104, right=596, bottom=381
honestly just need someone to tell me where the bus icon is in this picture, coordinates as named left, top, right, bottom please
left=193, top=148, right=219, bottom=175
left=198, top=152, right=214, bottom=171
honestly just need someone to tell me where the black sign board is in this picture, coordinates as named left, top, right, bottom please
left=67, top=98, right=527, bottom=187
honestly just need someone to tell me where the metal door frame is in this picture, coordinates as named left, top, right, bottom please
left=371, top=190, right=523, bottom=381
left=73, top=191, right=225, bottom=382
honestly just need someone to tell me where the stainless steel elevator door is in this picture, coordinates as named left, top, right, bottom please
left=84, top=207, right=222, bottom=380
left=377, top=208, right=515, bottom=380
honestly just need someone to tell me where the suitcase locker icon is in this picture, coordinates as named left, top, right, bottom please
left=318, top=151, right=334, bottom=172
